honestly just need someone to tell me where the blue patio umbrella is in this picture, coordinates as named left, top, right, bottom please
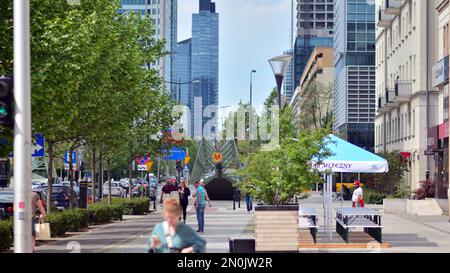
left=312, top=134, right=389, bottom=173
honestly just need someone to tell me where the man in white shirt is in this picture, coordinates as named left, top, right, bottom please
left=352, top=180, right=365, bottom=208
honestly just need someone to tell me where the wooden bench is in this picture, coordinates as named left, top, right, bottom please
left=298, top=208, right=319, bottom=243
left=335, top=208, right=384, bottom=244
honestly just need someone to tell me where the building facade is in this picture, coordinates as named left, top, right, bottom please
left=119, top=0, right=178, bottom=92
left=174, top=38, right=192, bottom=136
left=290, top=47, right=334, bottom=130
left=191, top=0, right=219, bottom=138
left=283, top=49, right=295, bottom=103
left=435, top=0, right=450, bottom=204
left=333, top=0, right=376, bottom=151
left=293, top=0, right=334, bottom=94
left=375, top=0, right=440, bottom=193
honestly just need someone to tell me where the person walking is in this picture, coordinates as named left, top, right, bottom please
left=147, top=199, right=206, bottom=253
left=193, top=180, right=208, bottom=233
left=160, top=178, right=178, bottom=204
left=245, top=192, right=253, bottom=213
left=178, top=180, right=191, bottom=223
left=32, top=191, right=46, bottom=252
left=352, top=180, right=365, bottom=208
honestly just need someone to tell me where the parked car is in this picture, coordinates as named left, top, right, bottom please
left=37, top=185, right=78, bottom=210
left=103, top=182, right=124, bottom=197
left=87, top=188, right=100, bottom=204
left=0, top=190, right=14, bottom=220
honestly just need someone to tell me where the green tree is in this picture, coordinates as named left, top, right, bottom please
left=238, top=130, right=330, bottom=205
left=296, top=81, right=333, bottom=131
left=362, top=151, right=410, bottom=197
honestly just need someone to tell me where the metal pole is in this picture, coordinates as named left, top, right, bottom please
left=250, top=72, right=253, bottom=106
left=14, top=0, right=32, bottom=253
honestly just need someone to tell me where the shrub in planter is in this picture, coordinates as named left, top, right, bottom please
left=63, top=209, right=90, bottom=232
left=364, top=189, right=388, bottom=205
left=45, top=213, right=67, bottom=237
left=0, top=219, right=13, bottom=251
left=110, top=204, right=124, bottom=221
left=88, top=204, right=114, bottom=224
left=105, top=198, right=149, bottom=215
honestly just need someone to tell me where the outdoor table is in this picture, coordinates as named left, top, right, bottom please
left=335, top=208, right=383, bottom=243
left=298, top=207, right=319, bottom=243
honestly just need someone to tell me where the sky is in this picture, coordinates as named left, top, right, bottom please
left=177, top=0, right=292, bottom=112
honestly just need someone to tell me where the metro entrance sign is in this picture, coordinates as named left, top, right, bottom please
left=212, top=152, right=223, bottom=163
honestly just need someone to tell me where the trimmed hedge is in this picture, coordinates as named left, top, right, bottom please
left=0, top=198, right=150, bottom=248
left=102, top=197, right=150, bottom=215
left=88, top=204, right=115, bottom=224
left=0, top=219, right=13, bottom=252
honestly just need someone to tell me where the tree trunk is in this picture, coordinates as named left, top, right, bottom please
left=129, top=142, right=133, bottom=201
left=108, top=158, right=112, bottom=205
left=99, top=147, right=103, bottom=202
left=46, top=141, right=54, bottom=215
left=91, top=146, right=96, bottom=203
left=69, top=147, right=74, bottom=208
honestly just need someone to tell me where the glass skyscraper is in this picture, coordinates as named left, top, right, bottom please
left=191, top=0, right=219, bottom=137
left=174, top=39, right=192, bottom=107
left=293, top=0, right=334, bottom=101
left=283, top=49, right=295, bottom=103
left=119, top=0, right=178, bottom=93
left=333, top=0, right=376, bottom=151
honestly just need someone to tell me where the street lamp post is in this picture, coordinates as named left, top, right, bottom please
left=268, top=55, right=293, bottom=110
left=14, top=0, right=32, bottom=253
left=249, top=70, right=256, bottom=106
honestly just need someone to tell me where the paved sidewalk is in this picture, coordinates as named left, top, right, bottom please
left=34, top=201, right=254, bottom=253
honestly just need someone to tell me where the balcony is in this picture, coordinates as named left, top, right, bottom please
left=394, top=80, right=412, bottom=102
left=385, top=88, right=398, bottom=108
left=377, top=96, right=389, bottom=113
left=384, top=0, right=403, bottom=16
left=377, top=9, right=394, bottom=28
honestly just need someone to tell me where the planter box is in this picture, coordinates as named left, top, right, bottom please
left=384, top=198, right=445, bottom=215
left=383, top=198, right=407, bottom=214
left=407, top=199, right=443, bottom=216
left=435, top=199, right=449, bottom=213
left=255, top=205, right=299, bottom=252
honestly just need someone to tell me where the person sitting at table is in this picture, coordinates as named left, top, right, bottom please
left=352, top=180, right=365, bottom=207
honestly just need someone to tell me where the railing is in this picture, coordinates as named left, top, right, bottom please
left=394, top=80, right=412, bottom=98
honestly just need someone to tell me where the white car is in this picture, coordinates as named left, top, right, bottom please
left=103, top=182, right=124, bottom=197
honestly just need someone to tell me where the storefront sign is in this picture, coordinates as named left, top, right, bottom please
left=432, top=55, right=449, bottom=87
left=428, top=126, right=439, bottom=150
left=439, top=121, right=449, bottom=139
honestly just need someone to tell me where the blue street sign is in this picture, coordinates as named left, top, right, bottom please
left=64, top=151, right=77, bottom=164
left=163, top=148, right=186, bottom=161
left=32, top=133, right=45, bottom=157
left=9, top=133, right=45, bottom=158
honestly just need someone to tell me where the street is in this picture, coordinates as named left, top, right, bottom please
left=35, top=200, right=254, bottom=253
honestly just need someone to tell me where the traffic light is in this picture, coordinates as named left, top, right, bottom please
left=0, top=75, right=13, bottom=128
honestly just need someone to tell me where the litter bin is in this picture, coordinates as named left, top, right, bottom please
left=79, top=180, right=88, bottom=209
left=229, top=238, right=255, bottom=253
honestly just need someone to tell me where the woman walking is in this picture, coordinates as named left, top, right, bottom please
left=178, top=180, right=191, bottom=223
left=147, top=199, right=206, bottom=253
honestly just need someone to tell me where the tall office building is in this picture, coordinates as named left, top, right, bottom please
left=191, top=0, right=219, bottom=137
left=283, top=49, right=295, bottom=103
left=174, top=39, right=192, bottom=106
left=333, top=0, right=376, bottom=151
left=119, top=0, right=178, bottom=93
left=292, top=0, right=334, bottom=99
